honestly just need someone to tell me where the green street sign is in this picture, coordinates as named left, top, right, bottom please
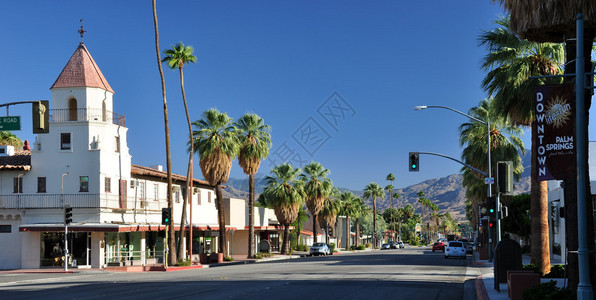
left=0, top=116, right=21, bottom=131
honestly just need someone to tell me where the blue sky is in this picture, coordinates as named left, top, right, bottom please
left=1, top=1, right=594, bottom=191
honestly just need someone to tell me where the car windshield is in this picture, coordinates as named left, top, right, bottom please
left=312, top=243, right=325, bottom=247
left=449, top=242, right=463, bottom=248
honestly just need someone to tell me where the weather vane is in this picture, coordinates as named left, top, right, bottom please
left=78, top=18, right=86, bottom=44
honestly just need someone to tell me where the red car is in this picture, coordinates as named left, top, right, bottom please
left=432, top=242, right=445, bottom=252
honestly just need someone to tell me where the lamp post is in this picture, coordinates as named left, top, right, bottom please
left=414, top=105, right=497, bottom=258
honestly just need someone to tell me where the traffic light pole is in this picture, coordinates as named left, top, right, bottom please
left=64, top=224, right=68, bottom=272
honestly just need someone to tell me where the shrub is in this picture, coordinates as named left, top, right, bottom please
left=521, top=280, right=575, bottom=300
left=523, top=263, right=540, bottom=274
left=329, top=243, right=336, bottom=252
left=174, top=259, right=191, bottom=266
left=365, top=243, right=372, bottom=248
left=224, top=256, right=234, bottom=262
left=544, top=265, right=566, bottom=278
left=356, top=245, right=366, bottom=250
left=293, top=244, right=308, bottom=251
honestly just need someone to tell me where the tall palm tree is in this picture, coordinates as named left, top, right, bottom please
left=152, top=0, right=176, bottom=265
left=300, top=162, right=333, bottom=243
left=235, top=113, right=272, bottom=258
left=479, top=16, right=563, bottom=275
left=192, top=108, right=239, bottom=256
left=291, top=207, right=309, bottom=249
left=162, top=42, right=197, bottom=261
left=363, top=182, right=384, bottom=248
left=340, top=191, right=359, bottom=250
left=319, top=187, right=341, bottom=244
left=489, top=1, right=596, bottom=285
left=386, top=173, right=395, bottom=239
left=353, top=197, right=367, bottom=248
left=261, top=163, right=305, bottom=254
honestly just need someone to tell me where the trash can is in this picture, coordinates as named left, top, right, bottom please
left=494, top=238, right=523, bottom=291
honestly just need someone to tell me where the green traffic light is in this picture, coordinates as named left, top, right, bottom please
left=489, top=208, right=494, bottom=213
left=411, top=164, right=416, bottom=169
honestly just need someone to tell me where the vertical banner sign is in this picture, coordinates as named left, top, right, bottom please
left=534, top=84, right=575, bottom=181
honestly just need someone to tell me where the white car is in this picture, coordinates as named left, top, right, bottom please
left=444, top=241, right=466, bottom=259
left=310, top=243, right=330, bottom=256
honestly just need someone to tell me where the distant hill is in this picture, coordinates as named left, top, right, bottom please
left=222, top=151, right=531, bottom=222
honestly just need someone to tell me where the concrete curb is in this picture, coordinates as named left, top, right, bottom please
left=476, top=274, right=489, bottom=300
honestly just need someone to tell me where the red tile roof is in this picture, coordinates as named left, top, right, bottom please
left=50, top=43, right=114, bottom=93
left=131, top=164, right=212, bottom=187
left=0, top=150, right=31, bottom=170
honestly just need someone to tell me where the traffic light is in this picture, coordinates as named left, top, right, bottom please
left=409, top=152, right=419, bottom=172
left=32, top=100, right=49, bottom=134
left=497, top=161, right=513, bottom=195
left=64, top=205, right=72, bottom=225
left=487, top=196, right=496, bottom=221
left=489, top=221, right=495, bottom=228
left=162, top=207, right=171, bottom=225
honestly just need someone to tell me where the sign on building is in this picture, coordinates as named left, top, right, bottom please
left=534, top=84, right=575, bottom=181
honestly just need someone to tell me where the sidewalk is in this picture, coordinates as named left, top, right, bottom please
left=474, top=252, right=566, bottom=300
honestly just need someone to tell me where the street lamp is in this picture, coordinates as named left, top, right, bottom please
left=414, top=105, right=498, bottom=256
left=61, top=173, right=69, bottom=195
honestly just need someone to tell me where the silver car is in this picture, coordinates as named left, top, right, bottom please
left=310, top=243, right=330, bottom=256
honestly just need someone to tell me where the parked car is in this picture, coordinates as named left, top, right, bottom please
left=310, top=243, right=330, bottom=256
left=326, top=244, right=334, bottom=255
left=381, top=243, right=391, bottom=250
left=432, top=242, right=445, bottom=252
left=464, top=242, right=473, bottom=254
left=397, top=241, right=405, bottom=249
left=444, top=241, right=466, bottom=259
left=388, top=241, right=398, bottom=249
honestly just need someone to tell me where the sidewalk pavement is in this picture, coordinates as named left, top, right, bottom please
left=474, top=252, right=566, bottom=300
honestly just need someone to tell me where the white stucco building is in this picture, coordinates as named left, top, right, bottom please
left=0, top=41, right=280, bottom=270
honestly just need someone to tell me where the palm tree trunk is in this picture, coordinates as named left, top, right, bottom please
left=152, top=0, right=176, bottom=265
left=215, top=184, right=227, bottom=256
left=355, top=219, right=360, bottom=247
left=281, top=224, right=291, bottom=255
left=177, top=66, right=193, bottom=262
left=373, top=197, right=377, bottom=249
left=247, top=174, right=255, bottom=258
left=313, top=213, right=318, bottom=243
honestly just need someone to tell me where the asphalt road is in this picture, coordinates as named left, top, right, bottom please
left=0, top=247, right=479, bottom=300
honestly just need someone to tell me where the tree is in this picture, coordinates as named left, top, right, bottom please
left=290, top=207, right=310, bottom=249
left=393, top=192, right=402, bottom=238
left=162, top=42, right=197, bottom=261
left=500, top=193, right=531, bottom=242
left=260, top=163, right=305, bottom=254
left=386, top=173, right=395, bottom=239
left=339, top=191, right=359, bottom=250
left=479, top=16, right=562, bottom=274
left=192, top=108, right=239, bottom=256
left=318, top=187, right=341, bottom=244
left=235, top=113, right=272, bottom=258
left=363, top=182, right=384, bottom=248
left=0, top=132, right=22, bottom=148
left=300, top=162, right=332, bottom=243
left=458, top=97, right=525, bottom=232
left=353, top=197, right=367, bottom=247
left=152, top=0, right=176, bottom=265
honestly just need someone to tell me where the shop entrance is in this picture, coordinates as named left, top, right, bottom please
left=40, top=231, right=90, bottom=267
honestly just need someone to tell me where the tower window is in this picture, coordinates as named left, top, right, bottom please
left=37, top=177, right=46, bottom=193
left=61, top=133, right=71, bottom=150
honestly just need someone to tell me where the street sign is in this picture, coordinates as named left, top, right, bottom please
left=0, top=116, right=21, bottom=131
left=485, top=177, right=494, bottom=184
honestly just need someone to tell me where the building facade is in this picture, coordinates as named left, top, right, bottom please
left=0, top=42, right=280, bottom=269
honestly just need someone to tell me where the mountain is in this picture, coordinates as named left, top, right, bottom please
left=222, top=151, right=532, bottom=222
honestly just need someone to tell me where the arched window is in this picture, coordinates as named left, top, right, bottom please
left=102, top=100, right=107, bottom=122
left=68, top=98, right=77, bottom=121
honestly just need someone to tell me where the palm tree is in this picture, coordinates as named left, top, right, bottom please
left=192, top=108, right=239, bottom=256
left=393, top=192, right=402, bottom=238
left=300, top=162, right=333, bottom=243
left=363, top=182, right=384, bottom=248
left=459, top=98, right=525, bottom=231
left=261, top=163, right=305, bottom=254
left=235, top=113, right=272, bottom=258
left=291, top=207, right=309, bottom=249
left=353, top=197, right=367, bottom=248
left=340, top=191, right=359, bottom=250
left=479, top=16, right=563, bottom=275
left=319, top=187, right=341, bottom=245
left=489, top=2, right=596, bottom=284
left=152, top=0, right=176, bottom=265
left=386, top=173, right=395, bottom=239
left=162, top=42, right=198, bottom=261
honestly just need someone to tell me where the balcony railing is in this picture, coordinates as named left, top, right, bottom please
left=50, top=108, right=126, bottom=127
left=0, top=193, right=166, bottom=210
